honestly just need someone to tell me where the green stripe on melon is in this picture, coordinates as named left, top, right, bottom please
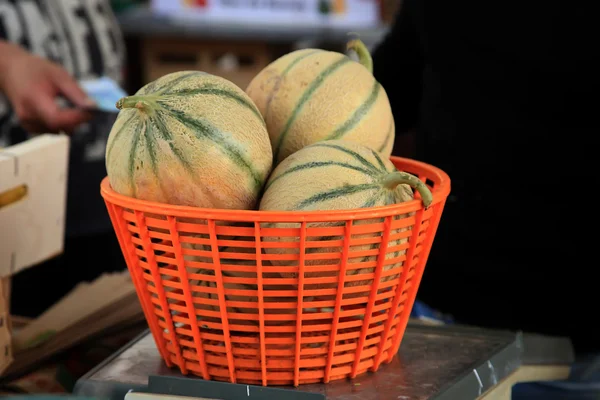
left=260, top=140, right=428, bottom=212
left=326, top=80, right=381, bottom=141
left=246, top=39, right=395, bottom=165
left=259, top=140, right=431, bottom=293
left=377, top=118, right=395, bottom=153
left=105, top=70, right=273, bottom=210
left=263, top=49, right=321, bottom=122
left=272, top=55, right=351, bottom=161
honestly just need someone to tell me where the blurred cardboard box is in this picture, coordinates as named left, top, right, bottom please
left=3, top=270, right=144, bottom=380
left=142, top=38, right=272, bottom=91
left=379, top=0, right=401, bottom=24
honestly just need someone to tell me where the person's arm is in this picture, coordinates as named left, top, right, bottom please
left=0, top=40, right=93, bottom=134
left=372, top=0, right=424, bottom=157
left=0, top=40, right=22, bottom=73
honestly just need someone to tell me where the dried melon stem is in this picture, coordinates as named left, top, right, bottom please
left=116, top=95, right=160, bottom=115
left=382, top=172, right=433, bottom=208
left=346, top=38, right=373, bottom=74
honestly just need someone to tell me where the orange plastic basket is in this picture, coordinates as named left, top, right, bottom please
left=100, top=156, right=450, bottom=387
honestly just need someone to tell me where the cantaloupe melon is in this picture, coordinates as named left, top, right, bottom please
left=106, top=70, right=273, bottom=210
left=246, top=39, right=394, bottom=165
left=258, top=140, right=431, bottom=292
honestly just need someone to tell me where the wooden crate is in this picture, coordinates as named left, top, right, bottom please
left=0, top=134, right=69, bottom=375
left=142, top=38, right=272, bottom=90
left=0, top=278, right=11, bottom=376
left=0, top=135, right=69, bottom=278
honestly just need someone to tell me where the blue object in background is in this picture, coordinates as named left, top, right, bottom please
left=79, top=76, right=128, bottom=114
left=410, top=299, right=454, bottom=324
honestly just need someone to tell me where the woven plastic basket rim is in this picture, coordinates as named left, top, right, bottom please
left=100, top=155, right=451, bottom=222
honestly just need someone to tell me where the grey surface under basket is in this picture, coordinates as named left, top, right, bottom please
left=74, top=322, right=526, bottom=400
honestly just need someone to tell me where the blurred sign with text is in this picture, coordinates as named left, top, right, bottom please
left=151, top=0, right=380, bottom=28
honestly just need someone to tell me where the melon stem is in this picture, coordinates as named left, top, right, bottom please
left=382, top=172, right=433, bottom=208
left=347, top=39, right=373, bottom=74
left=116, top=95, right=158, bottom=114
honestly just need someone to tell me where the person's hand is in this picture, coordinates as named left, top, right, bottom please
left=0, top=42, right=94, bottom=134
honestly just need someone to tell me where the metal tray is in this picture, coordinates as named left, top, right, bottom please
left=74, top=322, right=522, bottom=400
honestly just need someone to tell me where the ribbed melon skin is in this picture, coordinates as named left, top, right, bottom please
left=246, top=48, right=394, bottom=165
left=259, top=140, right=413, bottom=289
left=106, top=71, right=273, bottom=210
